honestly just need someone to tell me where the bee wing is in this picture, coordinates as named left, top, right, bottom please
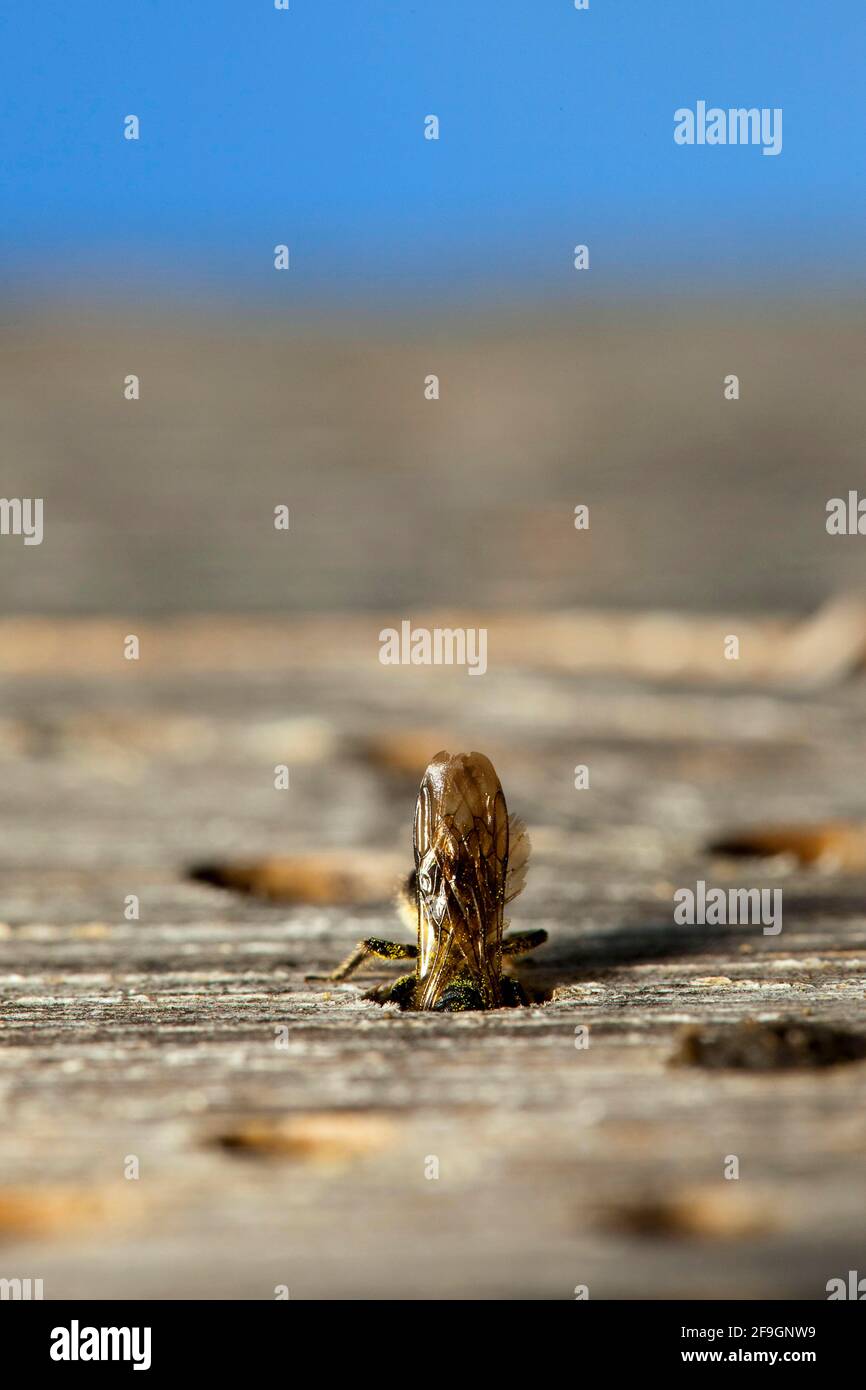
left=505, top=814, right=531, bottom=903
left=414, top=751, right=509, bottom=1007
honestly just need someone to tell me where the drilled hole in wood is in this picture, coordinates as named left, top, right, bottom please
left=603, top=1187, right=774, bottom=1241
left=189, top=851, right=403, bottom=904
left=213, top=1113, right=395, bottom=1164
left=671, top=1019, right=866, bottom=1071
left=709, top=822, right=866, bottom=870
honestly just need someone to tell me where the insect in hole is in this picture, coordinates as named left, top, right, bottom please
left=330, top=750, right=546, bottom=1010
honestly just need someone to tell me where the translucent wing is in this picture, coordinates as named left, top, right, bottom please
left=505, top=815, right=531, bottom=903
left=414, top=750, right=509, bottom=1010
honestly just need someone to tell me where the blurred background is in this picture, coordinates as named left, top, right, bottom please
left=1, top=2, right=865, bottom=617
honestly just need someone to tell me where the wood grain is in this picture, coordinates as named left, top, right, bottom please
left=0, top=620, right=864, bottom=1298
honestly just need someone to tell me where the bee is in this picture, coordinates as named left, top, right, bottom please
left=330, top=751, right=546, bottom=1010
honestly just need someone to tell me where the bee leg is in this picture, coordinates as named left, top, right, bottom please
left=501, top=928, right=548, bottom=957
left=329, top=937, right=417, bottom=983
left=366, top=973, right=417, bottom=1010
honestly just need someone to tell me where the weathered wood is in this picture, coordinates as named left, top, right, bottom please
left=0, top=596, right=864, bottom=686
left=3, top=305, right=866, bottom=621
left=0, top=621, right=865, bottom=1299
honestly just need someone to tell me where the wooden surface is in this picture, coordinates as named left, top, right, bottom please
left=3, top=304, right=866, bottom=618
left=1, top=614, right=865, bottom=1299
left=1, top=303, right=865, bottom=1299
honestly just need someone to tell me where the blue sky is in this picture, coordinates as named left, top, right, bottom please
left=1, top=2, right=863, bottom=304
